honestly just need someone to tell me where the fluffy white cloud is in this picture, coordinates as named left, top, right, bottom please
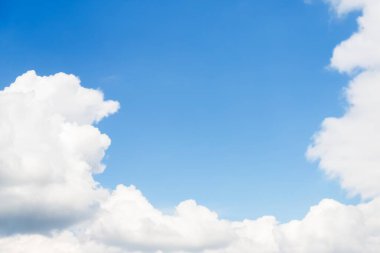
left=1, top=0, right=380, bottom=251
left=327, top=0, right=380, bottom=72
left=325, top=0, right=366, bottom=16
left=277, top=199, right=380, bottom=253
left=0, top=71, right=119, bottom=232
left=308, top=71, right=380, bottom=198
left=308, top=0, right=380, bottom=198
left=2, top=191, right=379, bottom=253
left=86, top=185, right=233, bottom=252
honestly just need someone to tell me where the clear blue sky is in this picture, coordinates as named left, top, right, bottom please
left=0, top=0, right=360, bottom=222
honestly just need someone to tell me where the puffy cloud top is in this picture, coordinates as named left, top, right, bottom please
left=327, top=0, right=380, bottom=72
left=0, top=71, right=118, bottom=232
left=5, top=70, right=119, bottom=124
left=309, top=0, right=380, bottom=199
left=87, top=185, right=233, bottom=252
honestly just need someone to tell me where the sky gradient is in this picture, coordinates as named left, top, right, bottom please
left=0, top=1, right=362, bottom=222
left=2, top=1, right=380, bottom=252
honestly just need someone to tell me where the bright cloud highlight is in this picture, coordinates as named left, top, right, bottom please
left=308, top=0, right=380, bottom=199
left=0, top=71, right=118, bottom=233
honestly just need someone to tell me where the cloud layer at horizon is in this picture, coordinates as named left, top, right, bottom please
left=1, top=0, right=380, bottom=252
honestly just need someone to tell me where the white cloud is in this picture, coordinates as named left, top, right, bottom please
left=86, top=185, right=234, bottom=252
left=308, top=0, right=380, bottom=199
left=277, top=198, right=380, bottom=253
left=324, top=0, right=366, bottom=16
left=308, top=71, right=380, bottom=198
left=0, top=232, right=124, bottom=253
left=1, top=189, right=380, bottom=253
left=85, top=189, right=380, bottom=253
left=0, top=0, right=380, bottom=251
left=0, top=71, right=118, bottom=232
left=327, top=0, right=380, bottom=72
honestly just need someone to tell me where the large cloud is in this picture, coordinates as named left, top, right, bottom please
left=276, top=198, right=380, bottom=253
left=86, top=185, right=234, bottom=252
left=308, top=0, right=380, bottom=199
left=0, top=0, right=380, bottom=251
left=1, top=191, right=380, bottom=253
left=308, top=71, right=380, bottom=198
left=0, top=71, right=119, bottom=232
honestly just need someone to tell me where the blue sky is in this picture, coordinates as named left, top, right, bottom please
left=0, top=0, right=360, bottom=222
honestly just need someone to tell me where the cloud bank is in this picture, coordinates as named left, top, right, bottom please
left=308, top=0, right=380, bottom=199
left=1, top=0, right=380, bottom=252
left=0, top=71, right=118, bottom=233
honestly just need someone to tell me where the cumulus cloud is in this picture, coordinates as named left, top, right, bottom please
left=86, top=185, right=234, bottom=252
left=0, top=70, right=118, bottom=233
left=308, top=0, right=380, bottom=199
left=308, top=71, right=380, bottom=198
left=327, top=0, right=380, bottom=72
left=325, top=0, right=366, bottom=16
left=0, top=0, right=380, bottom=251
left=2, top=190, right=380, bottom=253
left=276, top=199, right=380, bottom=253
left=0, top=232, right=124, bottom=253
